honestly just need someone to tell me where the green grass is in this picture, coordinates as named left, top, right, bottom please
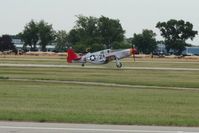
left=0, top=58, right=65, bottom=65
left=0, top=80, right=199, bottom=126
left=0, top=76, right=9, bottom=79
left=1, top=66, right=199, bottom=88
left=1, top=56, right=199, bottom=126
left=122, top=61, right=199, bottom=68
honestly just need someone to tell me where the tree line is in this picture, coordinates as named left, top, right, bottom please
left=0, top=15, right=198, bottom=55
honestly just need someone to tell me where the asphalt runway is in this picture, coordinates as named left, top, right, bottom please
left=0, top=121, right=199, bottom=133
left=1, top=63, right=199, bottom=71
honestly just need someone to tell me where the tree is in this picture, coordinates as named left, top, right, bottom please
left=132, top=29, right=157, bottom=54
left=74, top=15, right=99, bottom=44
left=111, top=37, right=132, bottom=49
left=55, top=30, right=68, bottom=52
left=156, top=19, right=198, bottom=55
left=19, top=20, right=39, bottom=51
left=19, top=20, right=55, bottom=51
left=38, top=20, right=55, bottom=51
left=0, top=35, right=16, bottom=52
left=67, top=15, right=126, bottom=52
left=98, top=16, right=125, bottom=49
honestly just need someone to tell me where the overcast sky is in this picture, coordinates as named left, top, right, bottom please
left=0, top=0, right=199, bottom=45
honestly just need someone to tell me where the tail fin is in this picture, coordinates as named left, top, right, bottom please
left=66, top=48, right=80, bottom=63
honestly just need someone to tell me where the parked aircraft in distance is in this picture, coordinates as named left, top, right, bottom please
left=66, top=48, right=137, bottom=68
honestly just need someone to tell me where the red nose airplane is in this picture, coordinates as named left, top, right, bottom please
left=66, top=48, right=137, bottom=68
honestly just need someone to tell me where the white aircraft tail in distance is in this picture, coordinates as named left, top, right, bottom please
left=66, top=48, right=137, bottom=68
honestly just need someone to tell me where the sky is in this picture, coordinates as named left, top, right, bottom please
left=0, top=0, right=199, bottom=45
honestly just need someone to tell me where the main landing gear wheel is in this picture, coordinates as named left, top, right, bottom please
left=81, top=63, right=85, bottom=67
left=116, top=62, right=122, bottom=68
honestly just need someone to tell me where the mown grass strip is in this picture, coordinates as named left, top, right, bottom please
left=1, top=66, right=199, bottom=88
left=0, top=80, right=199, bottom=126
left=0, top=76, right=9, bottom=79
left=6, top=78, right=199, bottom=92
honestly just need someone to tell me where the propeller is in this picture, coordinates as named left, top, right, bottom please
left=131, top=47, right=137, bottom=62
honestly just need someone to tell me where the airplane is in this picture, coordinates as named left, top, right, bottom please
left=66, top=47, right=137, bottom=68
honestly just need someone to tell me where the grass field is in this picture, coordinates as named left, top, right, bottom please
left=1, top=55, right=199, bottom=68
left=0, top=55, right=199, bottom=126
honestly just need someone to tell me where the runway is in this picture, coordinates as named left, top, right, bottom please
left=1, top=63, right=199, bottom=71
left=0, top=121, right=199, bottom=133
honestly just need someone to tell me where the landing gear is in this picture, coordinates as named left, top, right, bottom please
left=81, top=63, right=85, bottom=67
left=116, top=62, right=122, bottom=68
left=115, top=58, right=122, bottom=68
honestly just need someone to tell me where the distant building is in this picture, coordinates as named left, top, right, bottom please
left=10, top=36, right=24, bottom=51
left=155, top=43, right=167, bottom=55
left=156, top=43, right=199, bottom=56
left=45, top=43, right=56, bottom=52
left=182, top=47, right=199, bottom=56
left=10, top=35, right=56, bottom=52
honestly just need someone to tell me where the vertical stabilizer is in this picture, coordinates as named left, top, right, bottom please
left=67, top=48, right=80, bottom=63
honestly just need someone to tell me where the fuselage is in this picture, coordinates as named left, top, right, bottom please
left=79, top=48, right=132, bottom=64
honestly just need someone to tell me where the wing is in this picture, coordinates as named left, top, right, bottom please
left=105, top=53, right=117, bottom=62
left=105, top=49, right=132, bottom=61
